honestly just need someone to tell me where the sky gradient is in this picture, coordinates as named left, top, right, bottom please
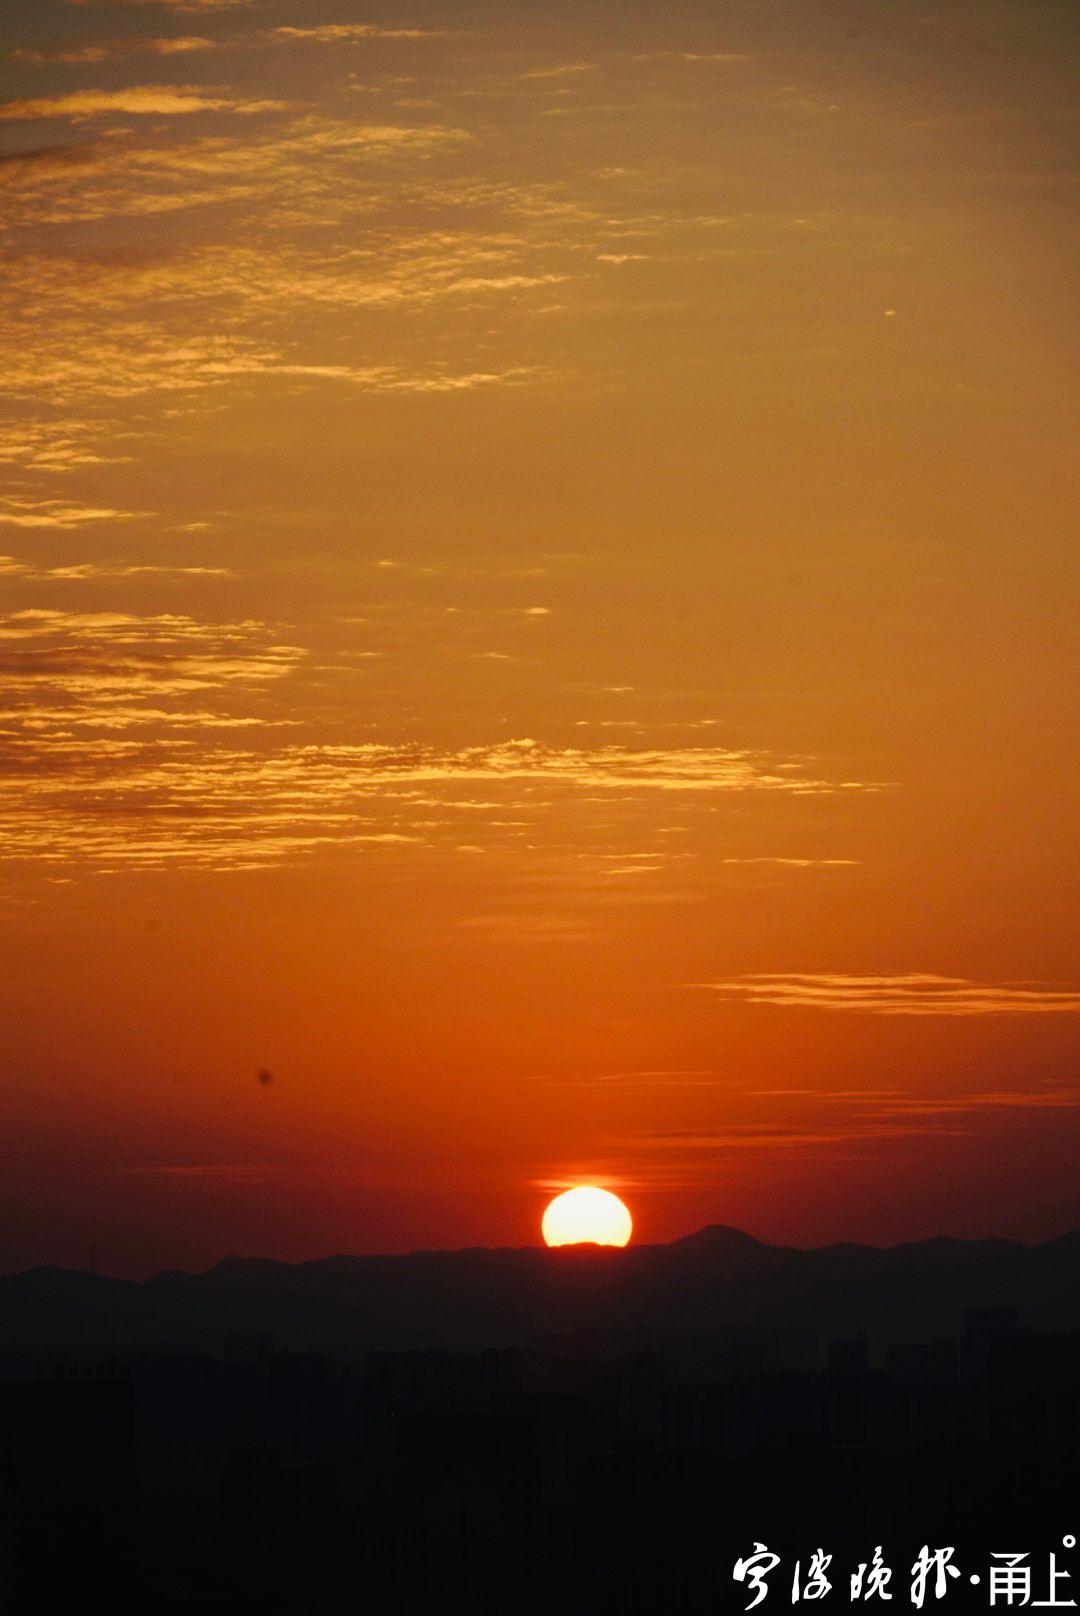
left=1, top=0, right=1078, bottom=1274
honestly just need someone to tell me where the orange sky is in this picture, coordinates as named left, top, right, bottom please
left=1, top=0, right=1078, bottom=1275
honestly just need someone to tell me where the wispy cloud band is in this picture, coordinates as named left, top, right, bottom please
left=691, top=973, right=1080, bottom=1016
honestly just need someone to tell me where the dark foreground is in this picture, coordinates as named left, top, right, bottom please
left=1, top=1227, right=1077, bottom=1613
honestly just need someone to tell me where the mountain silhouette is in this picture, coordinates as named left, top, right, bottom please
left=2, top=1227, right=1078, bottom=1362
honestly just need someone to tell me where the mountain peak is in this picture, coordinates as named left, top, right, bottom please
left=668, top=1224, right=767, bottom=1250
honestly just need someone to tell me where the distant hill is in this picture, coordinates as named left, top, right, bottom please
left=1, top=1227, right=1078, bottom=1362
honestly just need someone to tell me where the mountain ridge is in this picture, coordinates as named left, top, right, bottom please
left=3, top=1222, right=1077, bottom=1288
left=1, top=1225, right=1077, bottom=1365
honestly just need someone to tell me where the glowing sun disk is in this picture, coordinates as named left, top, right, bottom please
left=541, top=1186, right=632, bottom=1247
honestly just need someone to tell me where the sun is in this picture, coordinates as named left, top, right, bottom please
left=541, top=1186, right=633, bottom=1248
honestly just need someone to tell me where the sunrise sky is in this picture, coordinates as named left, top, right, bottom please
left=1, top=0, right=1078, bottom=1275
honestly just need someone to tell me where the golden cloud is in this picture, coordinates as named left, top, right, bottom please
left=0, top=594, right=876, bottom=876
left=691, top=972, right=1080, bottom=1016
left=0, top=86, right=284, bottom=122
left=12, top=37, right=215, bottom=65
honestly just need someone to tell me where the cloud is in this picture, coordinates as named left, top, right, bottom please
left=870, top=1089, right=1080, bottom=1117
left=0, top=86, right=284, bottom=123
left=0, top=319, right=531, bottom=409
left=0, top=606, right=303, bottom=694
left=263, top=737, right=869, bottom=796
left=525, top=1067, right=722, bottom=1086
left=690, top=972, right=1080, bottom=1016
left=1, top=124, right=533, bottom=485
left=11, top=37, right=215, bottom=65
left=270, top=26, right=437, bottom=44
left=521, top=63, right=595, bottom=81
left=68, top=1, right=250, bottom=10
left=0, top=498, right=144, bottom=528
left=0, top=122, right=593, bottom=476
left=0, top=419, right=132, bottom=474
left=721, top=857, right=859, bottom=867
left=28, top=233, right=551, bottom=318
left=0, top=142, right=105, bottom=178
left=16, top=22, right=438, bottom=63
left=601, top=1079, right=1080, bottom=1186
left=0, top=656, right=876, bottom=874
left=632, top=51, right=749, bottom=65
left=0, top=556, right=231, bottom=581
left=627, top=1121, right=947, bottom=1154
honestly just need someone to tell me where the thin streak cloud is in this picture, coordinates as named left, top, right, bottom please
left=271, top=26, right=437, bottom=44
left=0, top=498, right=144, bottom=528
left=0, top=556, right=231, bottom=581
left=0, top=86, right=285, bottom=122
left=11, top=37, right=215, bottom=65
left=691, top=973, right=1080, bottom=1016
left=14, top=23, right=439, bottom=63
left=68, top=1, right=250, bottom=10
